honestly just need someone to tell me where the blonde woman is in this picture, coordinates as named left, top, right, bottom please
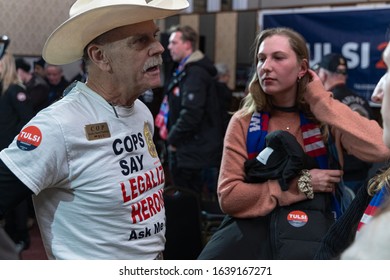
left=0, top=52, right=33, bottom=153
left=199, top=27, right=390, bottom=260
left=0, top=52, right=34, bottom=253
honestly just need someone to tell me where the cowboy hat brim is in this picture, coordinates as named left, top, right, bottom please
left=43, top=0, right=188, bottom=65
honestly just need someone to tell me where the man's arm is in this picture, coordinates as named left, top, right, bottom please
left=0, top=159, right=33, bottom=219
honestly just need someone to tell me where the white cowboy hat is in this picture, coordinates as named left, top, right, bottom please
left=43, top=0, right=189, bottom=65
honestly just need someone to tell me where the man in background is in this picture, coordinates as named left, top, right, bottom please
left=314, top=53, right=374, bottom=194
left=215, top=62, right=233, bottom=133
left=15, top=58, right=50, bottom=115
left=164, top=25, right=224, bottom=196
left=45, top=64, right=70, bottom=106
left=33, top=57, right=46, bottom=80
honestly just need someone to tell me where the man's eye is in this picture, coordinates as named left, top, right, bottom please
left=137, top=37, right=148, bottom=44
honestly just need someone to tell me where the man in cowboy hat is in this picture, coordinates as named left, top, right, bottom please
left=0, top=0, right=189, bottom=260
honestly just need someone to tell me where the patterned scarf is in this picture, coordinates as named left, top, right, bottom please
left=247, top=111, right=327, bottom=168
left=357, top=187, right=388, bottom=235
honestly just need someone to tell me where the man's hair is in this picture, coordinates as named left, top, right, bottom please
left=169, top=25, right=198, bottom=51
left=215, top=63, right=229, bottom=77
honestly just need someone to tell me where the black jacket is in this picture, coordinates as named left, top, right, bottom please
left=46, top=77, right=69, bottom=107
left=166, top=50, right=223, bottom=169
left=314, top=182, right=372, bottom=259
left=331, top=83, right=373, bottom=119
left=25, top=74, right=50, bottom=115
left=0, top=83, right=34, bottom=150
left=330, top=84, right=373, bottom=183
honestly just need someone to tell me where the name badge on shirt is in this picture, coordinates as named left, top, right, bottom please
left=85, top=122, right=111, bottom=141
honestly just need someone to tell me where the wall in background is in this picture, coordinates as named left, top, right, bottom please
left=0, top=0, right=74, bottom=56
left=1, top=0, right=389, bottom=87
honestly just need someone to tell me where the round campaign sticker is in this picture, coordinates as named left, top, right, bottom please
left=17, top=126, right=42, bottom=151
left=287, top=210, right=308, bottom=228
left=16, top=92, right=27, bottom=102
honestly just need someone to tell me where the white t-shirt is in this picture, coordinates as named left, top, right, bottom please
left=0, top=82, right=166, bottom=259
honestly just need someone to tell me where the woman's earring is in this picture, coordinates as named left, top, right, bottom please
left=297, top=76, right=301, bottom=83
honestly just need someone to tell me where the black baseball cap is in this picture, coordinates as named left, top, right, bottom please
left=313, top=53, right=347, bottom=74
left=33, top=57, right=46, bottom=68
left=15, top=58, right=31, bottom=72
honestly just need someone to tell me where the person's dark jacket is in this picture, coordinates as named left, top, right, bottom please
left=331, top=84, right=373, bottom=120
left=330, top=83, right=373, bottom=187
left=46, top=77, right=69, bottom=107
left=314, top=164, right=390, bottom=260
left=166, top=50, right=223, bottom=169
left=25, top=74, right=50, bottom=115
left=0, top=83, right=34, bottom=150
left=314, top=183, right=372, bottom=259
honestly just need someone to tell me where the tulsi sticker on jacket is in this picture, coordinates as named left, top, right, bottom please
left=287, top=210, right=308, bottom=228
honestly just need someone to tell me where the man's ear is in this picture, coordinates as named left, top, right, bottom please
left=184, top=40, right=193, bottom=52
left=87, top=44, right=112, bottom=72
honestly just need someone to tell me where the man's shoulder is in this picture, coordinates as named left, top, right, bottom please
left=185, top=62, right=209, bottom=74
left=332, top=85, right=368, bottom=103
left=185, top=53, right=217, bottom=78
left=332, top=85, right=373, bottom=118
left=4, top=84, right=27, bottom=101
left=6, top=83, right=25, bottom=93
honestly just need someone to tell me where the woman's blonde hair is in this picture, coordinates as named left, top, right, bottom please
left=367, top=165, right=390, bottom=196
left=240, top=27, right=312, bottom=118
left=0, top=52, right=24, bottom=93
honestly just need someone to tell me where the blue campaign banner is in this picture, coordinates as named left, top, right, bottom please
left=260, top=6, right=390, bottom=101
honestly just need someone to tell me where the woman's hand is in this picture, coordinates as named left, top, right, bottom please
left=307, top=69, right=321, bottom=83
left=309, top=168, right=343, bottom=193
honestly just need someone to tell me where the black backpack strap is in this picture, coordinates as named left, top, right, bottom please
left=166, top=71, right=186, bottom=93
